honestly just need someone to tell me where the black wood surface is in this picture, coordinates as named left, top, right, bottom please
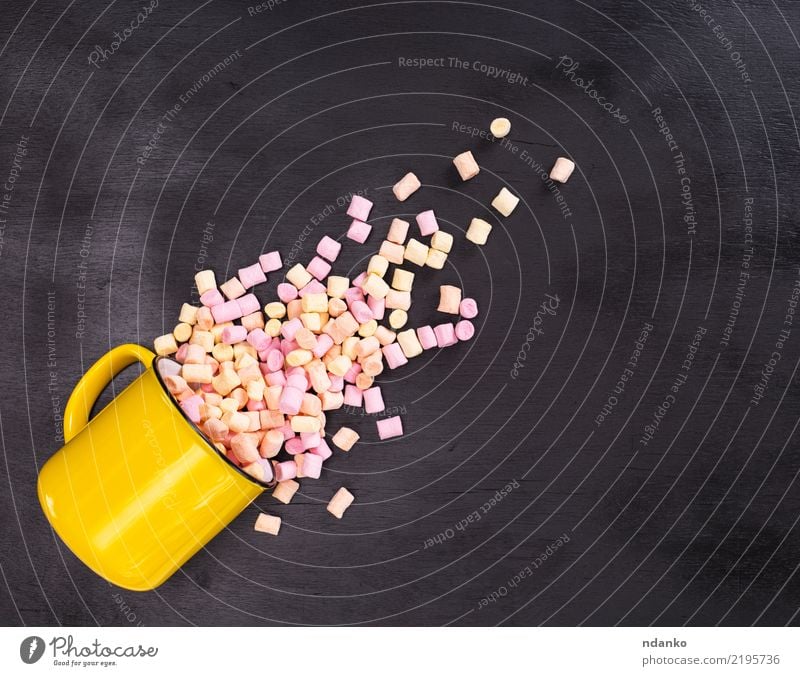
left=1, top=0, right=799, bottom=626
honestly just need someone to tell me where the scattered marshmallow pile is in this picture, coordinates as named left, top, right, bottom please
left=153, top=193, right=478, bottom=533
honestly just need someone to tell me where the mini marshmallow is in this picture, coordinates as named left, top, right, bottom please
left=222, top=325, right=248, bottom=345
left=358, top=319, right=378, bottom=337
left=316, top=235, right=342, bottom=262
left=332, top=426, right=359, bottom=451
left=425, top=248, right=447, bottom=270
left=200, top=289, right=224, bottom=307
left=310, top=438, right=333, bottom=460
left=387, top=218, right=409, bottom=244
left=327, top=487, right=354, bottom=519
left=374, top=326, right=396, bottom=346
left=154, top=334, right=178, bottom=356
left=391, top=268, right=415, bottom=292
left=430, top=230, right=453, bottom=253
left=182, top=363, right=213, bottom=384
left=490, top=117, right=511, bottom=138
left=220, top=277, right=246, bottom=300
left=363, top=386, right=385, bottom=414
left=379, top=240, right=405, bottom=265
left=195, top=270, right=216, bottom=295
left=301, top=292, right=329, bottom=313
left=307, top=256, right=332, bottom=280
left=277, top=282, right=299, bottom=303
left=491, top=187, right=519, bottom=217
left=326, top=275, right=349, bottom=299
left=347, top=194, right=373, bottom=221
left=367, top=296, right=385, bottom=320
left=466, top=218, right=492, bottom=245
left=343, top=384, right=363, bottom=407
left=238, top=263, right=267, bottom=289
left=376, top=416, right=403, bottom=440
left=404, top=238, right=429, bottom=266
left=367, top=255, right=389, bottom=278
left=459, top=298, right=478, bottom=318
left=302, top=452, right=323, bottom=479
left=438, top=285, right=462, bottom=314
left=385, top=290, right=411, bottom=311
left=274, top=461, right=297, bottom=482
left=362, top=273, right=390, bottom=299
left=550, top=157, right=575, bottom=183
left=272, top=479, right=299, bottom=504
left=416, top=325, right=437, bottom=350
left=393, top=172, right=420, bottom=201
left=434, top=323, right=457, bottom=347
left=254, top=513, right=281, bottom=535
left=416, top=210, right=439, bottom=236
left=355, top=372, right=374, bottom=390
left=286, top=264, right=313, bottom=289
left=264, top=302, right=286, bottom=319
left=397, top=329, right=423, bottom=358
left=179, top=303, right=199, bottom=325
left=389, top=309, right=408, bottom=329
left=455, top=319, right=475, bottom=341
left=453, top=150, right=480, bottom=181
left=259, top=251, right=282, bottom=273
left=351, top=301, right=373, bottom=324
left=382, top=342, right=408, bottom=369
left=236, top=294, right=260, bottom=317
left=291, top=415, right=320, bottom=433
left=347, top=219, right=372, bottom=244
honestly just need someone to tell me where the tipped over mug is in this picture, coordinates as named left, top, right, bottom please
left=37, top=343, right=273, bottom=591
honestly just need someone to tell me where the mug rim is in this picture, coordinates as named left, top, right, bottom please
left=152, top=356, right=275, bottom=489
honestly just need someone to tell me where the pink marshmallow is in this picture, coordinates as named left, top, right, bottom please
left=347, top=194, right=373, bottom=221
left=455, top=320, right=475, bottom=341
left=434, top=323, right=457, bottom=347
left=309, top=438, right=332, bottom=460
left=301, top=431, right=321, bottom=449
left=345, top=287, right=365, bottom=306
left=259, top=251, right=282, bottom=273
left=285, top=436, right=305, bottom=455
left=416, top=209, right=439, bottom=236
left=286, top=372, right=308, bottom=390
left=279, top=424, right=295, bottom=441
left=350, top=300, right=372, bottom=323
left=279, top=387, right=303, bottom=415
left=281, top=317, right=303, bottom=340
left=316, top=235, right=342, bottom=262
left=265, top=370, right=286, bottom=387
left=179, top=395, right=203, bottom=423
left=247, top=328, right=270, bottom=351
left=281, top=339, right=299, bottom=355
left=417, top=325, right=437, bottom=350
left=266, top=349, right=285, bottom=372
left=328, top=375, right=344, bottom=392
left=382, top=343, right=408, bottom=369
left=200, top=289, right=224, bottom=307
left=347, top=219, right=372, bottom=244
left=246, top=398, right=266, bottom=411
left=376, top=415, right=403, bottom=440
left=363, top=386, right=385, bottom=414
left=274, top=461, right=297, bottom=482
left=353, top=271, right=367, bottom=288
left=313, top=334, right=334, bottom=358
left=236, top=293, right=260, bottom=316
left=238, top=263, right=267, bottom=289
left=277, top=282, right=298, bottom=303
left=343, top=384, right=363, bottom=407
left=222, top=325, right=248, bottom=344
left=367, top=296, right=385, bottom=320
left=211, top=300, right=243, bottom=323
left=175, top=343, right=189, bottom=363
left=343, top=362, right=362, bottom=384
left=299, top=279, right=327, bottom=297
left=306, top=256, right=332, bottom=280
left=459, top=298, right=478, bottom=319
left=302, top=452, right=323, bottom=479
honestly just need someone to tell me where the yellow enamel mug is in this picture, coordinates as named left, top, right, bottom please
left=37, top=343, right=272, bottom=591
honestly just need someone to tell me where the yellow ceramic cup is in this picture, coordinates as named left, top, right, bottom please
left=37, top=343, right=270, bottom=591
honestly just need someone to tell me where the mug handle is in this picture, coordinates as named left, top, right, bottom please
left=63, top=343, right=156, bottom=443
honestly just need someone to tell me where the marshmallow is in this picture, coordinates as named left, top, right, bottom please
left=254, top=513, right=281, bottom=535
left=154, top=334, right=178, bottom=356
left=301, top=292, right=329, bottom=313
left=416, top=210, right=439, bottom=236
left=236, top=294, right=260, bottom=316
left=195, top=270, right=216, bottom=295
left=367, top=296, right=385, bottom=320
left=332, top=426, right=359, bottom=451
left=343, top=384, right=363, bottom=407
left=397, top=329, right=423, bottom=358
left=272, top=479, right=299, bottom=504
left=367, top=255, right=389, bottom=278
left=347, top=219, right=372, bottom=244
left=416, top=325, right=437, bottom=349
left=277, top=282, right=299, bottom=303
left=222, top=325, right=248, bottom=344
left=239, top=263, right=267, bottom=289
left=385, top=290, right=411, bottom=311
left=309, top=438, right=333, bottom=460
left=379, top=240, right=405, bottom=265
left=376, top=416, right=403, bottom=440
left=210, top=301, right=239, bottom=326
left=307, top=256, right=332, bottom=281
left=290, top=415, right=320, bottom=433
left=274, top=461, right=297, bottom=482
left=363, top=386, right=385, bottom=414
left=264, top=302, right=286, bottom=319
left=391, top=268, right=414, bottom=292
left=326, top=275, right=349, bottom=299
left=355, top=372, right=374, bottom=390
left=426, top=248, right=447, bottom=270
left=387, top=218, right=409, bottom=244
left=347, top=194, right=373, bottom=221
left=434, top=323, right=457, bottom=347
left=438, top=285, right=462, bottom=314
left=178, top=303, right=199, bottom=325
left=491, top=187, right=519, bottom=217
left=200, top=289, right=224, bottom=307
left=389, top=309, right=407, bottom=329
left=466, top=218, right=492, bottom=245
left=490, top=117, right=511, bottom=138
left=459, top=298, right=478, bottom=318
left=393, top=172, right=420, bottom=201
left=220, top=277, right=246, bottom=300
left=403, top=238, right=429, bottom=266
left=455, top=319, right=475, bottom=341
left=362, top=273, right=390, bottom=299
left=286, top=264, right=313, bottom=289
left=182, top=363, right=213, bottom=384
left=550, top=157, right=575, bottom=183
left=453, top=150, right=479, bottom=181
left=302, top=452, right=323, bottom=479
left=430, top=230, right=453, bottom=253
left=316, top=235, right=342, bottom=262
left=259, top=251, right=282, bottom=272
left=374, top=326, right=396, bottom=346
left=327, top=487, right=354, bottom=519
left=382, top=343, right=408, bottom=369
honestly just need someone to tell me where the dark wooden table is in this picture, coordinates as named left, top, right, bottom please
left=1, top=0, right=799, bottom=626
